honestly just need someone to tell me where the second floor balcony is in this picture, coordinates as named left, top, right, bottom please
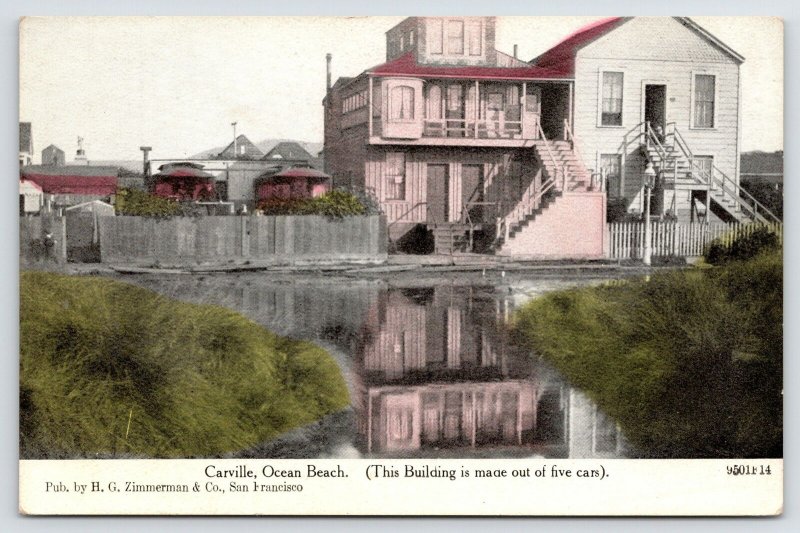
left=358, top=77, right=571, bottom=147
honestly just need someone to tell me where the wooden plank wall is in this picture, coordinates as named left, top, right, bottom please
left=99, top=215, right=387, bottom=265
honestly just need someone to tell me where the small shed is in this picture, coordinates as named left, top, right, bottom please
left=64, top=199, right=115, bottom=217
left=19, top=179, right=43, bottom=214
left=255, top=166, right=332, bottom=203
left=152, top=162, right=216, bottom=201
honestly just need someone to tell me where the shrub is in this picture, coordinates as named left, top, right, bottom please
left=115, top=188, right=182, bottom=217
left=705, top=226, right=780, bottom=265
left=19, top=272, right=350, bottom=458
left=257, top=189, right=371, bottom=218
left=513, top=250, right=782, bottom=458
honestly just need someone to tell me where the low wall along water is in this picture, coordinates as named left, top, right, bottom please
left=98, top=215, right=388, bottom=266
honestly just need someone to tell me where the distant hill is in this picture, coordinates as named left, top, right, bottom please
left=741, top=151, right=783, bottom=175
left=191, top=139, right=324, bottom=160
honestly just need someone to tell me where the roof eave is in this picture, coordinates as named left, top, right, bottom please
left=677, top=17, right=745, bottom=63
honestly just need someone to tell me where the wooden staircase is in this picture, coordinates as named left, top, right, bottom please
left=431, top=223, right=471, bottom=255
left=643, top=123, right=780, bottom=225
left=494, top=131, right=597, bottom=252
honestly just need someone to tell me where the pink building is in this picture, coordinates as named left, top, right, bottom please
left=325, top=17, right=768, bottom=257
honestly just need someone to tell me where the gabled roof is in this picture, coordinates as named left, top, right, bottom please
left=263, top=141, right=314, bottom=161
left=21, top=166, right=118, bottom=196
left=368, top=52, right=569, bottom=81
left=218, top=134, right=264, bottom=159
left=532, top=17, right=628, bottom=76
left=43, top=144, right=63, bottom=152
left=532, top=17, right=744, bottom=76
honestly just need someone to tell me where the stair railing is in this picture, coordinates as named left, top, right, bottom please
left=535, top=117, right=567, bottom=190
left=664, top=123, right=781, bottom=225
left=666, top=122, right=695, bottom=182
left=498, top=169, right=553, bottom=243
left=710, top=165, right=781, bottom=224
left=563, top=119, right=593, bottom=189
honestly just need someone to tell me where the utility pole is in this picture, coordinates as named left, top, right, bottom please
left=643, top=162, right=656, bottom=266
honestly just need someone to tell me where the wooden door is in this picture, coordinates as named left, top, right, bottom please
left=426, top=164, right=449, bottom=224
left=462, top=164, right=484, bottom=223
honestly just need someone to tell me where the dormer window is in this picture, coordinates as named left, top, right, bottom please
left=467, top=21, right=482, bottom=55
left=430, top=20, right=443, bottom=54
left=447, top=20, right=464, bottom=55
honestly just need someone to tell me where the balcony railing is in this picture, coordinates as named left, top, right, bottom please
left=422, top=118, right=528, bottom=140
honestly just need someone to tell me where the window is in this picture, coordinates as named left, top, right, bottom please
left=447, top=20, right=464, bottom=55
left=400, top=34, right=405, bottom=51
left=389, top=86, right=415, bottom=120
left=385, top=152, right=406, bottom=200
left=692, top=155, right=714, bottom=182
left=239, top=144, right=246, bottom=155
left=693, top=74, right=716, bottom=128
left=601, top=72, right=624, bottom=126
left=409, top=30, right=415, bottom=46
left=429, top=20, right=443, bottom=54
left=342, top=89, right=368, bottom=114
left=467, top=21, right=482, bottom=55
left=601, top=154, right=622, bottom=197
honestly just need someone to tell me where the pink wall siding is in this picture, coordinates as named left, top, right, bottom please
left=498, top=192, right=607, bottom=258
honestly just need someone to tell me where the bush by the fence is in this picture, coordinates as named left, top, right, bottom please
left=258, top=189, right=371, bottom=218
left=705, top=226, right=780, bottom=265
left=115, top=188, right=182, bottom=217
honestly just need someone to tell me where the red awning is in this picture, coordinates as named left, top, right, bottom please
left=368, top=52, right=570, bottom=81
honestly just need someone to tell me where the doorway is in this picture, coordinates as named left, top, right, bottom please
left=644, top=84, right=667, bottom=139
left=427, top=164, right=449, bottom=224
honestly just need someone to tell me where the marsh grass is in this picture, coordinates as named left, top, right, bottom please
left=513, top=251, right=782, bottom=458
left=19, top=272, right=349, bottom=458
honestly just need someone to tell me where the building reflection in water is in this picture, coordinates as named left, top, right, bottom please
left=353, top=285, right=628, bottom=458
left=126, top=275, right=628, bottom=458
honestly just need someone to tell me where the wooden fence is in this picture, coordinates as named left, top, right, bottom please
left=607, top=222, right=783, bottom=260
left=99, top=215, right=387, bottom=265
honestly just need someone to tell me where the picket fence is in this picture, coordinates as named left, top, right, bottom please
left=607, top=222, right=783, bottom=260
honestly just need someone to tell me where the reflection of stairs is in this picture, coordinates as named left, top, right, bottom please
left=431, top=223, right=470, bottom=255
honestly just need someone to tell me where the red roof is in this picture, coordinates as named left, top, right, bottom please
left=368, top=52, right=568, bottom=81
left=273, top=167, right=331, bottom=179
left=154, top=164, right=215, bottom=180
left=22, top=173, right=117, bottom=196
left=533, top=17, right=627, bottom=76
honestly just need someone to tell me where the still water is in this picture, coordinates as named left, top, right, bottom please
left=126, top=271, right=631, bottom=459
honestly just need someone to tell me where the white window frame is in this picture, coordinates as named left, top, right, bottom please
left=446, top=19, right=465, bottom=55
left=690, top=71, right=719, bottom=130
left=429, top=19, right=444, bottom=55
left=388, top=85, right=416, bottom=122
left=597, top=69, right=625, bottom=128
left=385, top=152, right=407, bottom=202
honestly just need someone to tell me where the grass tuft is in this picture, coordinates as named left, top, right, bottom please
left=20, top=272, right=350, bottom=458
left=513, top=251, right=782, bottom=458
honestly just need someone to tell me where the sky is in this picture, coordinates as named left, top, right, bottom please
left=19, top=16, right=783, bottom=162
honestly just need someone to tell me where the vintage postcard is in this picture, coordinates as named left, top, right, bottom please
left=18, top=15, right=783, bottom=516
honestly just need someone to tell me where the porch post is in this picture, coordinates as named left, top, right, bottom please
left=368, top=76, right=374, bottom=137
left=567, top=82, right=574, bottom=141
left=474, top=80, right=479, bottom=139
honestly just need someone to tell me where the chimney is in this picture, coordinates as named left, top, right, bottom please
left=326, top=53, right=332, bottom=92
left=231, top=122, right=238, bottom=158
left=140, top=146, right=152, bottom=178
left=513, top=44, right=518, bottom=59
